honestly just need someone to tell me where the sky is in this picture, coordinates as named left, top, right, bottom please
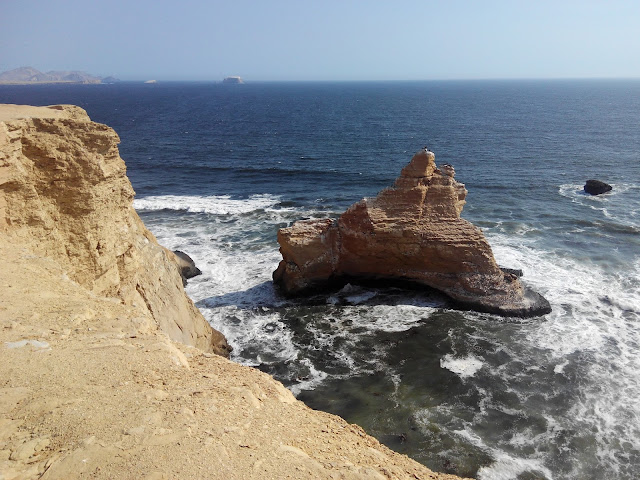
left=1, top=0, right=639, bottom=81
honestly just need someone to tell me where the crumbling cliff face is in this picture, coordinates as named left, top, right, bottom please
left=274, top=148, right=551, bottom=317
left=0, top=104, right=230, bottom=355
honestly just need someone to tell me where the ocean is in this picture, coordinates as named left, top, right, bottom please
left=2, top=80, right=639, bottom=479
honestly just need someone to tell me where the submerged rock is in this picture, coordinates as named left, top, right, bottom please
left=273, top=148, right=551, bottom=317
left=584, top=179, right=612, bottom=195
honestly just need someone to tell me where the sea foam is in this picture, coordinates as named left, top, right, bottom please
left=134, top=193, right=284, bottom=215
left=440, top=354, right=484, bottom=379
left=137, top=191, right=640, bottom=479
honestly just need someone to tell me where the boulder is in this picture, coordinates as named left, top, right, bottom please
left=500, top=267, right=523, bottom=278
left=584, top=179, right=612, bottom=195
left=273, top=148, right=551, bottom=317
left=173, top=250, right=202, bottom=286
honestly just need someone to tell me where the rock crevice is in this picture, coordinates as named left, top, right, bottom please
left=274, top=148, right=551, bottom=317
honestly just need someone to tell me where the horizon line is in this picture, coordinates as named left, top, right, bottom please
left=95, top=75, right=640, bottom=83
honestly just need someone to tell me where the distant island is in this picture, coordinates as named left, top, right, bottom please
left=222, top=76, right=244, bottom=84
left=0, top=66, right=119, bottom=84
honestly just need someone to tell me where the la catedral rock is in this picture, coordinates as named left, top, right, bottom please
left=274, top=148, right=551, bottom=317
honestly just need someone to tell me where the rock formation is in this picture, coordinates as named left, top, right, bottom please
left=173, top=249, right=202, bottom=285
left=0, top=105, right=467, bottom=479
left=0, top=104, right=230, bottom=355
left=584, top=179, right=612, bottom=195
left=274, top=148, right=551, bottom=317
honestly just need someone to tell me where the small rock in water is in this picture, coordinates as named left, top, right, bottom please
left=584, top=179, right=612, bottom=195
left=173, top=250, right=202, bottom=286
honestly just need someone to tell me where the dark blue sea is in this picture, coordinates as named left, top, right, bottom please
left=2, top=80, right=639, bottom=479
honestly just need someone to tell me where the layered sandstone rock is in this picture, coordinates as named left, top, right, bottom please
left=0, top=104, right=230, bottom=355
left=274, top=148, right=551, bottom=317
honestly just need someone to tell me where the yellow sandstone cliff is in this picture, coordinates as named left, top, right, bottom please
left=0, top=104, right=229, bottom=356
left=0, top=105, right=468, bottom=480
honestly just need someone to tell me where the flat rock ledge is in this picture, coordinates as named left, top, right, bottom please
left=274, top=148, right=551, bottom=318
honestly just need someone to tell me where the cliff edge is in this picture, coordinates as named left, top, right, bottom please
left=0, top=105, right=467, bottom=480
left=274, top=148, right=550, bottom=317
left=0, top=104, right=229, bottom=355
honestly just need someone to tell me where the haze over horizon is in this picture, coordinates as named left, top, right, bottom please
left=1, top=0, right=639, bottom=82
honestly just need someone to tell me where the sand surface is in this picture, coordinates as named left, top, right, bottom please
left=0, top=105, right=70, bottom=122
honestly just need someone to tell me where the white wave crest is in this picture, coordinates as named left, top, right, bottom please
left=134, top=193, right=283, bottom=215
left=487, top=233, right=640, bottom=476
left=454, top=428, right=554, bottom=480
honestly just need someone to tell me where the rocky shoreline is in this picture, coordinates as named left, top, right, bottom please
left=0, top=104, right=468, bottom=479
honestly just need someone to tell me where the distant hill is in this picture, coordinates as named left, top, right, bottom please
left=0, top=67, right=118, bottom=84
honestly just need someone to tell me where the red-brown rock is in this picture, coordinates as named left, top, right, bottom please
left=273, top=149, right=551, bottom=317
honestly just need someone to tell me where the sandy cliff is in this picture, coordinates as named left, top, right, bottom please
left=0, top=105, right=467, bottom=479
left=0, top=105, right=229, bottom=356
left=274, top=149, right=550, bottom=317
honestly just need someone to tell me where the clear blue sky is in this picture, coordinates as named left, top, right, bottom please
left=1, top=0, right=639, bottom=81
